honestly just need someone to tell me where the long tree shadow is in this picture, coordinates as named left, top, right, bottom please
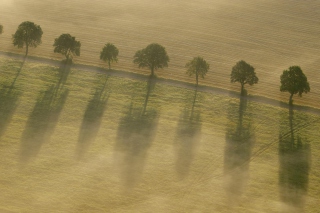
left=224, top=96, right=254, bottom=203
left=114, top=77, right=159, bottom=188
left=55, top=59, right=72, bottom=92
left=278, top=107, right=310, bottom=213
left=76, top=76, right=109, bottom=160
left=0, top=57, right=26, bottom=138
left=9, top=55, right=26, bottom=88
left=174, top=89, right=202, bottom=179
left=19, top=60, right=70, bottom=164
left=0, top=84, right=21, bottom=139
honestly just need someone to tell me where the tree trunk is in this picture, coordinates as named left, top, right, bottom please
left=25, top=44, right=29, bottom=56
left=196, top=73, right=199, bottom=87
left=108, top=60, right=111, bottom=70
left=289, top=93, right=294, bottom=105
left=151, top=67, right=154, bottom=76
left=66, top=49, right=71, bottom=63
left=241, top=83, right=244, bottom=96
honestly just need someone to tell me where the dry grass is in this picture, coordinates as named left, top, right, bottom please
left=1, top=0, right=320, bottom=108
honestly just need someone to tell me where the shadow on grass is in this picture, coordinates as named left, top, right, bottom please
left=278, top=108, right=310, bottom=213
left=0, top=85, right=21, bottom=138
left=0, top=58, right=26, bottom=138
left=19, top=60, right=71, bottom=164
left=9, top=55, right=26, bottom=88
left=174, top=89, right=202, bottom=179
left=224, top=96, right=254, bottom=203
left=76, top=76, right=109, bottom=160
left=114, top=77, right=159, bottom=188
left=55, top=59, right=72, bottom=91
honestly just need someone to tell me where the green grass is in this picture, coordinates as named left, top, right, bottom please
left=0, top=57, right=320, bottom=212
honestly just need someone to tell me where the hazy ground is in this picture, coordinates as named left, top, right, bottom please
left=1, top=0, right=320, bottom=107
left=0, top=58, right=320, bottom=212
left=1, top=1, right=320, bottom=212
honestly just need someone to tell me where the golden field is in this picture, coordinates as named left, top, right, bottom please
left=1, top=0, right=320, bottom=107
left=1, top=1, right=320, bottom=212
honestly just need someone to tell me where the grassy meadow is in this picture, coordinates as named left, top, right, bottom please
left=0, top=57, right=320, bottom=212
left=1, top=0, right=320, bottom=108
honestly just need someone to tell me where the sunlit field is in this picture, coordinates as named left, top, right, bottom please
left=1, top=1, right=320, bottom=212
left=1, top=0, right=320, bottom=108
left=1, top=58, right=320, bottom=212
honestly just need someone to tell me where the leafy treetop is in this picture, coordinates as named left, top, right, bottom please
left=185, top=56, right=210, bottom=86
left=53, top=34, right=81, bottom=61
left=280, top=66, right=310, bottom=105
left=231, top=60, right=258, bottom=95
left=12, top=21, right=43, bottom=56
left=100, top=43, right=119, bottom=69
left=133, top=43, right=169, bottom=76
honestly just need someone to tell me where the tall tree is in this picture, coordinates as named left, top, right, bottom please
left=100, top=43, right=119, bottom=70
left=0, top=25, right=3, bottom=34
left=280, top=66, right=310, bottom=105
left=185, top=56, right=209, bottom=86
left=133, top=43, right=169, bottom=76
left=53, top=34, right=81, bottom=62
left=231, top=60, right=258, bottom=95
left=12, top=21, right=43, bottom=56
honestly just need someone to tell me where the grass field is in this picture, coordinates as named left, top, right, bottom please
left=1, top=0, right=320, bottom=108
left=1, top=57, right=320, bottom=212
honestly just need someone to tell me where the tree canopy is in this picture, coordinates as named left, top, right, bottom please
left=100, top=43, right=119, bottom=70
left=280, top=66, right=310, bottom=105
left=133, top=43, right=169, bottom=76
left=53, top=34, right=81, bottom=61
left=0, top=25, right=3, bottom=34
left=231, top=60, right=258, bottom=95
left=185, top=56, right=209, bottom=86
left=12, top=21, right=43, bottom=56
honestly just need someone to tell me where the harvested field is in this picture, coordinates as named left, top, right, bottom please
left=1, top=0, right=320, bottom=107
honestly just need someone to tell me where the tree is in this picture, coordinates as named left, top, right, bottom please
left=12, top=21, right=43, bottom=56
left=185, top=56, right=209, bottom=86
left=231, top=60, right=258, bottom=95
left=280, top=66, right=310, bottom=105
left=0, top=25, right=3, bottom=34
left=133, top=43, right=169, bottom=76
left=100, top=43, right=119, bottom=70
left=53, top=34, right=81, bottom=62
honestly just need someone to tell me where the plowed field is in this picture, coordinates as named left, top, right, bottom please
left=1, top=0, right=320, bottom=107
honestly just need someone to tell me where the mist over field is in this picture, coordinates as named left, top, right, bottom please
left=1, top=1, right=320, bottom=212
